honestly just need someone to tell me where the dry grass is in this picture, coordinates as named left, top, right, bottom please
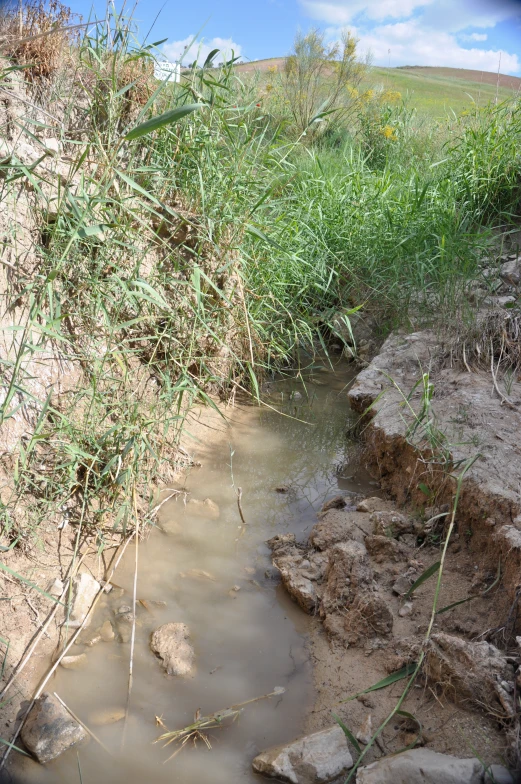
left=0, top=0, right=79, bottom=81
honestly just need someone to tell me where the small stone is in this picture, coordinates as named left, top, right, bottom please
left=88, top=708, right=125, bottom=726
left=47, top=578, right=65, bottom=598
left=290, top=391, right=302, bottom=400
left=60, top=654, right=87, bottom=670
left=274, top=485, right=290, bottom=493
left=392, top=576, right=411, bottom=596
left=150, top=623, right=195, bottom=676
left=100, top=620, right=115, bottom=642
left=484, top=765, right=514, bottom=784
left=356, top=714, right=373, bottom=746
left=320, top=495, right=346, bottom=513
left=21, top=693, right=87, bottom=763
left=117, top=605, right=131, bottom=615
left=100, top=581, right=113, bottom=593
left=399, top=602, right=413, bottom=617
left=230, top=585, right=241, bottom=592
left=252, top=725, right=353, bottom=783
left=356, top=498, right=388, bottom=514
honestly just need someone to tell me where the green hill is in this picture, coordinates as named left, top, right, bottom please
left=234, top=59, right=520, bottom=117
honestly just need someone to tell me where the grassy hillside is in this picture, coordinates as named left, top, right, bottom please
left=370, top=66, right=520, bottom=117
left=235, top=58, right=519, bottom=117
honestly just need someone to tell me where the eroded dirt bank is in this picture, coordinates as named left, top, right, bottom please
left=267, top=326, right=521, bottom=781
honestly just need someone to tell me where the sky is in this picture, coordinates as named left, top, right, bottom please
left=66, top=0, right=521, bottom=74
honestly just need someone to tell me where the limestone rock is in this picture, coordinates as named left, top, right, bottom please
left=356, top=749, right=485, bottom=784
left=150, top=622, right=194, bottom=676
left=424, top=633, right=513, bottom=715
left=252, top=725, right=353, bottom=783
left=21, top=693, right=87, bottom=763
left=273, top=551, right=319, bottom=613
left=68, top=573, right=100, bottom=628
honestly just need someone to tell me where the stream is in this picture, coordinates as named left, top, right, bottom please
left=17, top=359, right=376, bottom=784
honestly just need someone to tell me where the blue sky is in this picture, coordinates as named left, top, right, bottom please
left=67, top=0, right=521, bottom=74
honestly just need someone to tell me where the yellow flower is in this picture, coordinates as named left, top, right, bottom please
left=381, top=124, right=397, bottom=140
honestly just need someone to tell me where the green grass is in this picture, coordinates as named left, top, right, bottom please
left=368, top=66, right=518, bottom=118
left=0, top=7, right=520, bottom=551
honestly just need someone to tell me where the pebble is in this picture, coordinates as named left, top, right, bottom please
left=356, top=714, right=373, bottom=746
left=399, top=602, right=413, bottom=617
left=60, top=654, right=87, bottom=670
left=100, top=620, right=115, bottom=642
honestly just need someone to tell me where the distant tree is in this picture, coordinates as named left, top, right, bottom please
left=280, top=28, right=367, bottom=138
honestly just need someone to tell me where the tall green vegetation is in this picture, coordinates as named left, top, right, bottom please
left=0, top=4, right=520, bottom=546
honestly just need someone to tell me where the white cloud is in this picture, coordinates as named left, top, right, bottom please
left=355, top=20, right=519, bottom=72
left=162, top=36, right=243, bottom=65
left=460, top=33, right=488, bottom=42
left=301, top=0, right=433, bottom=24
left=421, top=0, right=521, bottom=32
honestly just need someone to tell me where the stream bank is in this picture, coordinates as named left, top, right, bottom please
left=2, top=342, right=521, bottom=783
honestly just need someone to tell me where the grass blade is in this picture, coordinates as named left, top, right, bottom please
left=125, top=104, right=204, bottom=141
left=405, top=561, right=440, bottom=599
left=332, top=713, right=361, bottom=756
left=340, top=662, right=418, bottom=703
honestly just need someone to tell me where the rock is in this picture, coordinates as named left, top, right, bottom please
left=320, top=495, right=347, bottom=513
left=274, top=550, right=319, bottom=613
left=117, top=605, right=131, bottom=614
left=484, top=765, right=514, bottom=784
left=398, top=602, right=413, bottom=617
left=274, top=485, right=290, bottom=493
left=252, top=725, right=353, bottom=783
left=60, top=654, right=87, bottom=670
left=150, top=622, right=195, bottom=676
left=392, top=576, right=412, bottom=596
left=47, top=578, right=65, bottom=598
left=356, top=497, right=392, bottom=514
left=371, top=511, right=415, bottom=538
left=115, top=613, right=133, bottom=643
left=21, top=693, right=87, bottom=764
left=356, top=749, right=485, bottom=784
left=424, top=633, right=513, bottom=715
left=41, top=137, right=61, bottom=155
left=99, top=619, right=115, bottom=642
left=365, top=535, right=409, bottom=563
left=88, top=708, right=125, bottom=726
left=356, top=713, right=372, bottom=745
left=187, top=497, right=220, bottom=520
left=76, top=628, right=102, bottom=647
left=264, top=566, right=281, bottom=581
left=68, top=573, right=100, bottom=628
left=500, top=258, right=521, bottom=286
left=267, top=533, right=297, bottom=555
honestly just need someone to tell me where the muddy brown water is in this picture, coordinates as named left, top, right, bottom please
left=14, top=360, right=376, bottom=784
